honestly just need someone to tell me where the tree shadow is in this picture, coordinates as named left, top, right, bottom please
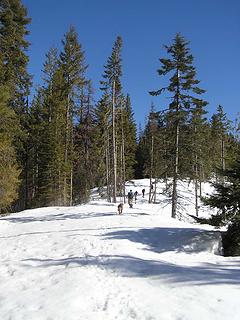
left=104, top=227, right=222, bottom=254
left=22, top=254, right=240, bottom=286
left=0, top=212, right=116, bottom=224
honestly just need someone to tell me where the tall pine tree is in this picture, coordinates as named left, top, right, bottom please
left=150, top=33, right=207, bottom=218
left=0, top=0, right=31, bottom=210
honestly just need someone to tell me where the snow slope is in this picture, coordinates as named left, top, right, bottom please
left=0, top=179, right=240, bottom=320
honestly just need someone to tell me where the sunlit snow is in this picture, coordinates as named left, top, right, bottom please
left=0, top=179, right=239, bottom=320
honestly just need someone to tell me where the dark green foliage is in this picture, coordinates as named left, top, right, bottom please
left=0, top=0, right=31, bottom=100
left=0, top=86, right=20, bottom=212
left=210, top=105, right=232, bottom=177
left=101, top=36, right=122, bottom=96
left=120, top=94, right=137, bottom=180
left=149, top=33, right=207, bottom=217
left=222, top=219, right=240, bottom=256
left=0, top=0, right=31, bottom=211
left=203, top=160, right=240, bottom=255
left=203, top=162, right=240, bottom=222
left=94, top=94, right=111, bottom=187
left=73, top=82, right=97, bottom=203
left=96, top=37, right=138, bottom=201
left=27, top=28, right=95, bottom=207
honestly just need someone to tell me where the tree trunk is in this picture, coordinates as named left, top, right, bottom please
left=221, top=135, right=225, bottom=171
left=149, top=135, right=154, bottom=203
left=172, top=120, right=179, bottom=218
left=195, top=155, right=199, bottom=217
left=63, top=92, right=70, bottom=206
left=194, top=126, right=199, bottom=216
left=154, top=179, right=157, bottom=203
left=70, top=166, right=73, bottom=206
left=121, top=101, right=126, bottom=203
left=112, top=80, right=117, bottom=203
left=171, top=70, right=180, bottom=219
left=106, top=130, right=111, bottom=202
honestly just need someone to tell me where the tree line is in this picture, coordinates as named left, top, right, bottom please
left=1, top=0, right=240, bottom=229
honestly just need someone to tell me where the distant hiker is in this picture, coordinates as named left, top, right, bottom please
left=142, top=188, right=145, bottom=198
left=134, top=191, right=138, bottom=204
left=117, top=203, right=123, bottom=214
left=127, top=190, right=134, bottom=208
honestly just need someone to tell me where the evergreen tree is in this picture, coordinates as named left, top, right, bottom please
left=203, top=160, right=240, bottom=256
left=210, top=105, right=232, bottom=179
left=73, top=82, right=96, bottom=203
left=28, top=28, right=89, bottom=207
left=0, top=86, right=20, bottom=212
left=123, top=95, right=137, bottom=179
left=150, top=33, right=207, bottom=218
left=187, top=102, right=208, bottom=215
left=0, top=0, right=31, bottom=210
left=0, top=0, right=31, bottom=103
left=58, top=26, right=88, bottom=205
left=100, top=36, right=123, bottom=202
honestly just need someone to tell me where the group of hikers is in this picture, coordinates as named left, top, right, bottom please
left=127, top=188, right=145, bottom=208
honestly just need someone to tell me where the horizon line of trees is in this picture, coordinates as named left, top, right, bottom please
left=1, top=1, right=240, bottom=225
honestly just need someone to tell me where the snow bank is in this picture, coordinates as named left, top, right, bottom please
left=0, top=179, right=239, bottom=320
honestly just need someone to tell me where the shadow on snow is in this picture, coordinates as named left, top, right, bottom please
left=0, top=212, right=116, bottom=223
left=104, top=227, right=222, bottom=254
left=22, top=254, right=240, bottom=286
left=21, top=226, right=240, bottom=286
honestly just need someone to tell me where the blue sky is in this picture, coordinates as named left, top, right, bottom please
left=22, top=0, right=240, bottom=127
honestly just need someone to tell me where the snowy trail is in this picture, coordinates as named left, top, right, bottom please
left=1, top=180, right=240, bottom=320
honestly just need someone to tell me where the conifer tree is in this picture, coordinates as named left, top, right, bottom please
left=94, top=94, right=112, bottom=200
left=73, top=82, right=96, bottom=203
left=150, top=33, right=207, bottom=218
left=203, top=160, right=240, bottom=256
left=123, top=94, right=137, bottom=180
left=59, top=26, right=88, bottom=205
left=0, top=86, right=20, bottom=212
left=28, top=28, right=89, bottom=207
left=0, top=0, right=31, bottom=210
left=210, top=105, right=232, bottom=179
left=188, top=103, right=208, bottom=215
left=100, top=36, right=123, bottom=202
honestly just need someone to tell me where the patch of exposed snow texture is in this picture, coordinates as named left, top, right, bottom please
left=0, top=179, right=239, bottom=320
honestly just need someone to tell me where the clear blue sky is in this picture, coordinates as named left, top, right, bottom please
left=22, top=0, right=240, bottom=127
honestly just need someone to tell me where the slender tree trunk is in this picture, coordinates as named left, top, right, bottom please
left=70, top=118, right=74, bottom=206
left=25, top=152, right=29, bottom=209
left=70, top=166, right=73, bottom=206
left=171, top=70, right=180, bottom=219
left=195, top=154, right=199, bottom=217
left=112, top=80, right=117, bottom=203
left=122, top=141, right=126, bottom=203
left=106, top=130, right=111, bottom=202
left=63, top=91, right=71, bottom=206
left=199, top=164, right=202, bottom=198
left=149, top=135, right=154, bottom=203
left=221, top=135, right=225, bottom=171
left=58, top=167, right=61, bottom=205
left=154, top=179, right=157, bottom=203
left=120, top=144, right=123, bottom=202
left=194, top=126, right=199, bottom=216
left=172, top=121, right=179, bottom=218
left=164, top=135, right=168, bottom=190
left=121, top=101, right=126, bottom=203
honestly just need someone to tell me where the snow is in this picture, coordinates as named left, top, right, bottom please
left=0, top=179, right=240, bottom=320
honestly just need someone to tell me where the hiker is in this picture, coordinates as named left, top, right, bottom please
left=142, top=188, right=145, bottom=198
left=127, top=190, right=134, bottom=208
left=134, top=191, right=138, bottom=204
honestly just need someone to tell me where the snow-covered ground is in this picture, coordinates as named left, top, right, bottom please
left=0, top=179, right=240, bottom=320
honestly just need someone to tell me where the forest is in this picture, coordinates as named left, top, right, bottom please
left=1, top=0, right=240, bottom=244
